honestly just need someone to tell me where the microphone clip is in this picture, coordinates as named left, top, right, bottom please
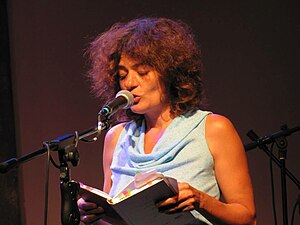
left=97, top=113, right=112, bottom=131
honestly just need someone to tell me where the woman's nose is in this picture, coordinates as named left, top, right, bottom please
left=124, top=73, right=138, bottom=90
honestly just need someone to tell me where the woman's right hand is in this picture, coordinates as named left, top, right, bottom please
left=78, top=197, right=105, bottom=224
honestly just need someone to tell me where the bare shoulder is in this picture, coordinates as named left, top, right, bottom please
left=105, top=122, right=127, bottom=144
left=205, top=113, right=243, bottom=157
left=103, top=122, right=127, bottom=164
left=206, top=113, right=236, bottom=135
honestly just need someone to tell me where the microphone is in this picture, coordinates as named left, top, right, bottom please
left=99, top=90, right=134, bottom=116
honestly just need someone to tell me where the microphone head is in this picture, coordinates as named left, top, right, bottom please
left=116, top=90, right=134, bottom=109
left=99, top=90, right=134, bottom=117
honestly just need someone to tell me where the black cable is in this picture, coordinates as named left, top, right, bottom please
left=269, top=142, right=278, bottom=225
left=291, top=200, right=297, bottom=225
left=291, top=195, right=300, bottom=225
left=43, top=142, right=51, bottom=225
left=50, top=155, right=60, bottom=169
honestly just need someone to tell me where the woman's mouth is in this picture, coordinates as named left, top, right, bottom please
left=133, top=96, right=141, bottom=104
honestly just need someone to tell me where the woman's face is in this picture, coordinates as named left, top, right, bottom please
left=118, top=55, right=168, bottom=116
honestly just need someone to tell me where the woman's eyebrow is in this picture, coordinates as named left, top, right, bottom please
left=117, top=65, right=128, bottom=72
left=132, top=63, right=152, bottom=72
left=131, top=63, right=145, bottom=69
left=118, top=63, right=146, bottom=70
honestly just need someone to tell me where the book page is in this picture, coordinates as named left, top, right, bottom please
left=110, top=178, right=162, bottom=204
left=79, top=182, right=111, bottom=200
left=110, top=170, right=170, bottom=204
left=78, top=182, right=120, bottom=219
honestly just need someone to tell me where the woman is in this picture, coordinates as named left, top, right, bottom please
left=78, top=17, right=256, bottom=225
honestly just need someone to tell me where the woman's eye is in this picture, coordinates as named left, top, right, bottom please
left=118, top=72, right=127, bottom=80
left=138, top=71, right=149, bottom=76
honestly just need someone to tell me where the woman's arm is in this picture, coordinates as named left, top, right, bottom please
left=203, top=114, right=256, bottom=224
left=102, top=123, right=125, bottom=192
left=158, top=114, right=256, bottom=225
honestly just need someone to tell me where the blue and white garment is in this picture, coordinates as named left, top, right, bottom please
left=109, top=110, right=220, bottom=224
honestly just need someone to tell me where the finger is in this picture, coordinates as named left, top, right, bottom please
left=183, top=205, right=195, bottom=211
left=156, top=196, right=178, bottom=207
left=164, top=205, right=195, bottom=214
left=80, top=214, right=102, bottom=224
left=158, top=202, right=178, bottom=213
left=84, top=207, right=104, bottom=215
left=160, top=198, right=196, bottom=213
left=177, top=182, right=190, bottom=190
left=78, top=200, right=98, bottom=210
left=172, top=201, right=195, bottom=212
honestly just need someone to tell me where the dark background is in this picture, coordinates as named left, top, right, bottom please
left=1, top=1, right=299, bottom=224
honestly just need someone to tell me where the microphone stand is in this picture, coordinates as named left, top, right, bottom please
left=0, top=115, right=111, bottom=225
left=244, top=124, right=300, bottom=225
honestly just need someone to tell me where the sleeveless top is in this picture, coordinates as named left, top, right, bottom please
left=109, top=110, right=220, bottom=224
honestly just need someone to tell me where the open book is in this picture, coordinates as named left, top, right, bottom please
left=78, top=170, right=195, bottom=225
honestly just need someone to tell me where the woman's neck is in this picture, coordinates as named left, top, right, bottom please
left=144, top=106, right=173, bottom=131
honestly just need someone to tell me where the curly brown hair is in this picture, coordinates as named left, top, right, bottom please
left=86, top=17, right=206, bottom=121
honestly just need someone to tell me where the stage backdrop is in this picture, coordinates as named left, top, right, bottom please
left=4, top=1, right=300, bottom=225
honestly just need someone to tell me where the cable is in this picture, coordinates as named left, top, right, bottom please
left=43, top=142, right=51, bottom=225
left=269, top=142, right=278, bottom=225
left=50, top=155, right=60, bottom=169
left=291, top=195, right=300, bottom=225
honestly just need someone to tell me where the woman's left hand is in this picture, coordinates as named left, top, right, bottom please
left=157, top=182, right=202, bottom=213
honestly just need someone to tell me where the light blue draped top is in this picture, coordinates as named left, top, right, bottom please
left=109, top=110, right=220, bottom=224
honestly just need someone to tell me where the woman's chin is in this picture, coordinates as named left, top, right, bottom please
left=130, top=106, right=145, bottom=115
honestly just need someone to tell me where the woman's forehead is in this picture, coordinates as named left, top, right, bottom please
left=119, top=55, right=150, bottom=69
